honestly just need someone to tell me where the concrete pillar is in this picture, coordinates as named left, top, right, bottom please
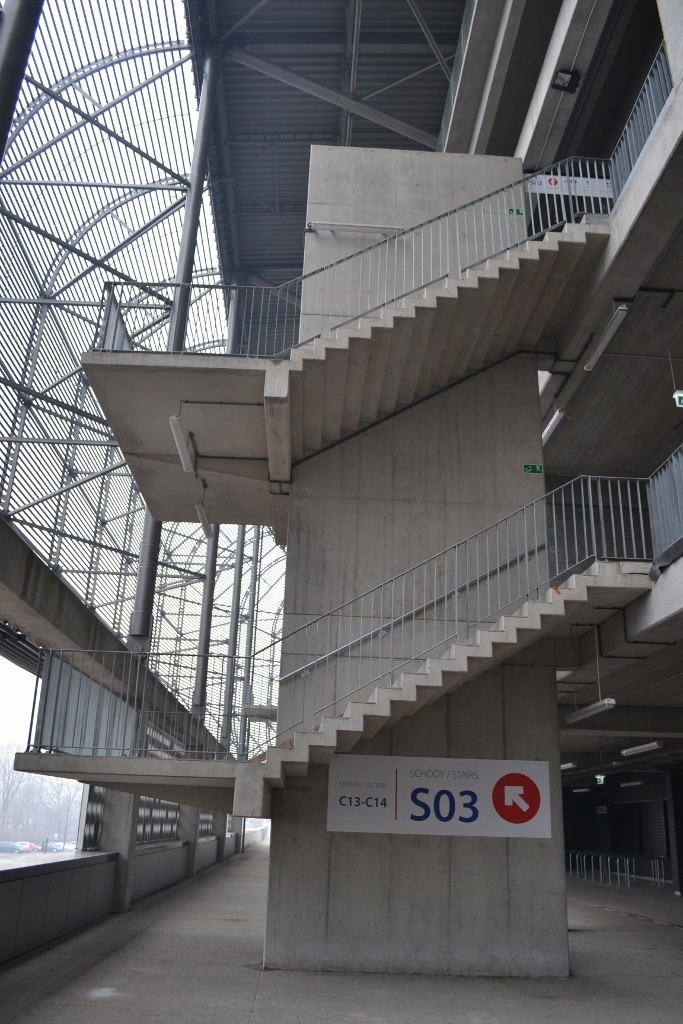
left=664, top=769, right=683, bottom=895
left=99, top=789, right=140, bottom=912
left=214, top=811, right=229, bottom=860
left=265, top=662, right=568, bottom=976
left=657, top=1, right=683, bottom=89
left=279, top=355, right=546, bottom=736
left=178, top=803, right=201, bottom=878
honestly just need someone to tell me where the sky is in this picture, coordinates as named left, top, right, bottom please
left=0, top=659, right=38, bottom=746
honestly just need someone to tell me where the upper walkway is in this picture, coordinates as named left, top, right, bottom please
left=0, top=839, right=681, bottom=1023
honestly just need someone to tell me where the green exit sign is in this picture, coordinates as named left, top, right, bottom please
left=675, top=390, right=683, bottom=408
left=508, top=207, right=524, bottom=216
left=523, top=464, right=543, bottom=474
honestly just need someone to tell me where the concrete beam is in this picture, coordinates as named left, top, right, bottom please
left=439, top=0, right=507, bottom=152
left=625, top=559, right=683, bottom=643
left=0, top=518, right=126, bottom=653
left=13, top=752, right=237, bottom=812
left=263, top=363, right=291, bottom=483
left=468, top=0, right=528, bottom=154
left=515, top=0, right=613, bottom=168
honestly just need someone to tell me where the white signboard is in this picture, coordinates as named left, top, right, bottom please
left=525, top=174, right=613, bottom=200
left=327, top=755, right=551, bottom=839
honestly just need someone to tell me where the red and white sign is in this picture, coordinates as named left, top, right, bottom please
left=525, top=173, right=613, bottom=200
left=327, top=755, right=551, bottom=839
left=492, top=772, right=542, bottom=825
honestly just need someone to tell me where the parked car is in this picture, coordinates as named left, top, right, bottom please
left=15, top=841, right=42, bottom=853
left=0, top=840, right=20, bottom=853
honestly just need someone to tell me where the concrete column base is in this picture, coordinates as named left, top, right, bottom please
left=178, top=804, right=200, bottom=877
left=100, top=789, right=140, bottom=913
left=264, top=665, right=568, bottom=977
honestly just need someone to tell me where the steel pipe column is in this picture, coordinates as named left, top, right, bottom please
left=222, top=524, right=246, bottom=748
left=0, top=0, right=44, bottom=160
left=128, top=513, right=162, bottom=651
left=168, top=50, right=220, bottom=353
left=193, top=524, right=220, bottom=716
left=238, top=526, right=261, bottom=760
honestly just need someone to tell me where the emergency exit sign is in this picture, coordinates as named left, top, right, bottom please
left=523, top=464, right=543, bottom=474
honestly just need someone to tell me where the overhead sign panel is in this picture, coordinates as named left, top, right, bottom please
left=327, top=755, right=551, bottom=839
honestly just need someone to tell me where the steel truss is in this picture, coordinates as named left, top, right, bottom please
left=0, top=0, right=285, bottom=750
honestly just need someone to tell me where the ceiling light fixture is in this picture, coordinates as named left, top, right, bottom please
left=561, top=762, right=577, bottom=770
left=542, top=408, right=564, bottom=445
left=565, top=697, right=616, bottom=724
left=194, top=502, right=213, bottom=539
left=169, top=415, right=195, bottom=473
left=583, top=304, right=630, bottom=371
left=621, top=740, right=662, bottom=757
left=572, top=787, right=590, bottom=793
left=620, top=780, right=644, bottom=787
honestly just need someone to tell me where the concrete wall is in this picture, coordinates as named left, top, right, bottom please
left=265, top=663, right=568, bottom=977
left=279, top=356, right=546, bottom=734
left=131, top=841, right=190, bottom=901
left=300, top=147, right=524, bottom=342
left=0, top=829, right=268, bottom=966
left=657, top=1, right=683, bottom=88
left=0, top=853, right=116, bottom=965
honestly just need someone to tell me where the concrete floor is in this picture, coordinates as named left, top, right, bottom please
left=1, top=840, right=682, bottom=1024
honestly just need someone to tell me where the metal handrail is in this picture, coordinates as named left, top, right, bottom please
left=254, top=473, right=647, bottom=661
left=95, top=155, right=614, bottom=358
left=611, top=42, right=673, bottom=197
left=28, top=471, right=653, bottom=759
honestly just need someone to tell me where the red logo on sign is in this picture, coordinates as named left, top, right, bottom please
left=547, top=176, right=559, bottom=186
left=492, top=772, right=541, bottom=825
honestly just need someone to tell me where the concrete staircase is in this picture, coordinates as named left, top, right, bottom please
left=285, top=221, right=609, bottom=460
left=233, top=560, right=651, bottom=815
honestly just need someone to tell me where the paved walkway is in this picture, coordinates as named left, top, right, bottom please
left=1, top=841, right=682, bottom=1024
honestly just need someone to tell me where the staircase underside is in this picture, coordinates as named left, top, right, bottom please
left=82, top=223, right=609, bottom=544
left=15, top=560, right=652, bottom=816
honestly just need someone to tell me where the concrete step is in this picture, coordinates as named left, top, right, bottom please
left=233, top=561, right=654, bottom=817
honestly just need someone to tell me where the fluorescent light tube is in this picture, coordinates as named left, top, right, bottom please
left=561, top=762, right=577, bottom=770
left=195, top=502, right=213, bottom=539
left=583, top=304, right=629, bottom=371
left=620, top=780, right=643, bottom=787
left=542, top=408, right=564, bottom=445
left=169, top=415, right=195, bottom=473
left=565, top=697, right=616, bottom=724
left=621, top=740, right=662, bottom=757
left=572, top=787, right=590, bottom=793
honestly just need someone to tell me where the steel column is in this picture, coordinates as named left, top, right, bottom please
left=238, top=526, right=261, bottom=760
left=193, top=525, right=220, bottom=716
left=168, top=51, right=220, bottom=353
left=221, top=525, right=246, bottom=748
left=0, top=0, right=44, bottom=160
left=128, top=513, right=162, bottom=652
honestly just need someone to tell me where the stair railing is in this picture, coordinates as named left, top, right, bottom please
left=27, top=473, right=653, bottom=761
left=255, top=473, right=650, bottom=742
left=94, top=156, right=613, bottom=360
